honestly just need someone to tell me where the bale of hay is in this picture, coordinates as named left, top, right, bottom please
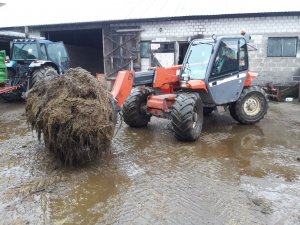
left=26, top=67, right=115, bottom=166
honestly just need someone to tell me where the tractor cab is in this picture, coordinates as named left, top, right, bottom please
left=1, top=39, right=70, bottom=101
left=180, top=36, right=250, bottom=105
left=8, top=39, right=70, bottom=74
left=180, top=38, right=214, bottom=81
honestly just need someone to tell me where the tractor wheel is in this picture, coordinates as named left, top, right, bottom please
left=31, top=66, right=58, bottom=87
left=231, top=86, right=268, bottom=124
left=171, top=93, right=203, bottom=141
left=122, top=88, right=151, bottom=128
left=229, top=102, right=239, bottom=121
left=203, top=107, right=215, bottom=116
left=1, top=91, right=23, bottom=102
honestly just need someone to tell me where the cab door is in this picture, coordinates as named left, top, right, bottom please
left=47, top=42, right=70, bottom=74
left=207, top=38, right=248, bottom=105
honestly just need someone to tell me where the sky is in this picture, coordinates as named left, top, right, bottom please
left=0, top=0, right=299, bottom=28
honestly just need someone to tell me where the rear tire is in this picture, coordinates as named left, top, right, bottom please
left=230, top=86, right=268, bottom=124
left=31, top=66, right=58, bottom=87
left=122, top=88, right=152, bottom=128
left=171, top=93, right=203, bottom=141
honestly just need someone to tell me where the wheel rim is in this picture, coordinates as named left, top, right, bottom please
left=243, top=96, right=261, bottom=116
left=241, top=134, right=259, bottom=149
left=192, top=107, right=199, bottom=129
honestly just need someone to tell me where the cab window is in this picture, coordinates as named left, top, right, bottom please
left=211, top=39, right=239, bottom=77
left=239, top=38, right=248, bottom=71
left=40, top=44, right=47, bottom=60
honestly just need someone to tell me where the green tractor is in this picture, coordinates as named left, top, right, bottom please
left=0, top=50, right=7, bottom=84
left=0, top=39, right=70, bottom=101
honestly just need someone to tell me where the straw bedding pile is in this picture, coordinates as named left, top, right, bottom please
left=26, top=67, right=115, bottom=166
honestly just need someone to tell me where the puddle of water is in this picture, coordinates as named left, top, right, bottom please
left=0, top=120, right=28, bottom=142
left=0, top=102, right=299, bottom=224
left=50, top=172, right=130, bottom=224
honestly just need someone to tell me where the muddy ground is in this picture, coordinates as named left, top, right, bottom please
left=0, top=100, right=299, bottom=225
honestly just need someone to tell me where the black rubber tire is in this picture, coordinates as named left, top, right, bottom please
left=31, top=66, right=58, bottom=87
left=171, top=93, right=203, bottom=141
left=229, top=102, right=239, bottom=121
left=230, top=86, right=268, bottom=124
left=1, top=91, right=23, bottom=102
left=203, top=107, right=215, bottom=116
left=122, top=88, right=151, bottom=128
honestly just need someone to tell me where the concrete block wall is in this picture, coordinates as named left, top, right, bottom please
left=248, top=35, right=300, bottom=84
left=139, top=16, right=300, bottom=38
left=126, top=15, right=300, bottom=84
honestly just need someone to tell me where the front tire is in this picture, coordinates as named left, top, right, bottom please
left=171, top=93, right=203, bottom=141
left=122, top=88, right=152, bottom=128
left=1, top=91, right=23, bottom=102
left=230, top=86, right=268, bottom=124
left=31, top=66, right=58, bottom=87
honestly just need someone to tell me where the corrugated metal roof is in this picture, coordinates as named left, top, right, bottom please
left=0, top=30, right=43, bottom=39
left=0, top=0, right=300, bottom=28
left=0, top=30, right=25, bottom=38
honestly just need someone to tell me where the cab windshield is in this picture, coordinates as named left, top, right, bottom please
left=12, top=43, right=39, bottom=60
left=181, top=42, right=213, bottom=80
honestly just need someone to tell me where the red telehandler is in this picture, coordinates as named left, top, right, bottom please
left=111, top=35, right=268, bottom=141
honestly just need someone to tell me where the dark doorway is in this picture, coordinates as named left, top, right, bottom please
left=47, top=29, right=103, bottom=75
left=178, top=42, right=189, bottom=64
left=0, top=39, right=11, bottom=57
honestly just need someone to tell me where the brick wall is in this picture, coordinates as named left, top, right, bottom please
left=129, top=16, right=300, bottom=84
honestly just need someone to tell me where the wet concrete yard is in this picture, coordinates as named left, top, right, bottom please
left=0, top=100, right=299, bottom=224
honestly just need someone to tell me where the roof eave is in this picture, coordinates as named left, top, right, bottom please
left=2, top=11, right=300, bottom=31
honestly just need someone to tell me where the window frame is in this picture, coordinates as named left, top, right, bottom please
left=210, top=38, right=239, bottom=79
left=140, top=41, right=151, bottom=58
left=267, top=37, right=298, bottom=57
left=238, top=38, right=249, bottom=72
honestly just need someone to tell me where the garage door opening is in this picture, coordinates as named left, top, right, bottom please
left=0, top=40, right=10, bottom=57
left=47, top=29, right=103, bottom=75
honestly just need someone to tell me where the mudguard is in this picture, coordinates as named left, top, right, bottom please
left=111, top=71, right=135, bottom=107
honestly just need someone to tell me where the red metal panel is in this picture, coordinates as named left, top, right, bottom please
left=111, top=70, right=135, bottom=106
left=147, top=94, right=177, bottom=112
left=244, top=71, right=258, bottom=87
left=153, top=66, right=181, bottom=93
left=186, top=80, right=208, bottom=92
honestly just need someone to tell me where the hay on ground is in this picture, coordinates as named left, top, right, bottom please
left=26, top=67, right=115, bottom=166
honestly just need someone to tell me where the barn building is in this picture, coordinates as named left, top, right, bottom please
left=0, top=0, right=300, bottom=84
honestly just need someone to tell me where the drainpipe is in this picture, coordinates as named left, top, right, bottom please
left=24, top=26, right=29, bottom=38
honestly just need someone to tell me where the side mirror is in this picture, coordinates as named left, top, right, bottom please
left=244, top=34, right=251, bottom=43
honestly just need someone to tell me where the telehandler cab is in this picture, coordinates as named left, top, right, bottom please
left=112, top=35, right=268, bottom=141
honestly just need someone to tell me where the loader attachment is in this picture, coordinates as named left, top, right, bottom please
left=111, top=71, right=135, bottom=106
left=0, top=85, right=21, bottom=94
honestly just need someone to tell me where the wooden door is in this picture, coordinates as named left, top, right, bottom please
left=103, top=28, right=141, bottom=77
